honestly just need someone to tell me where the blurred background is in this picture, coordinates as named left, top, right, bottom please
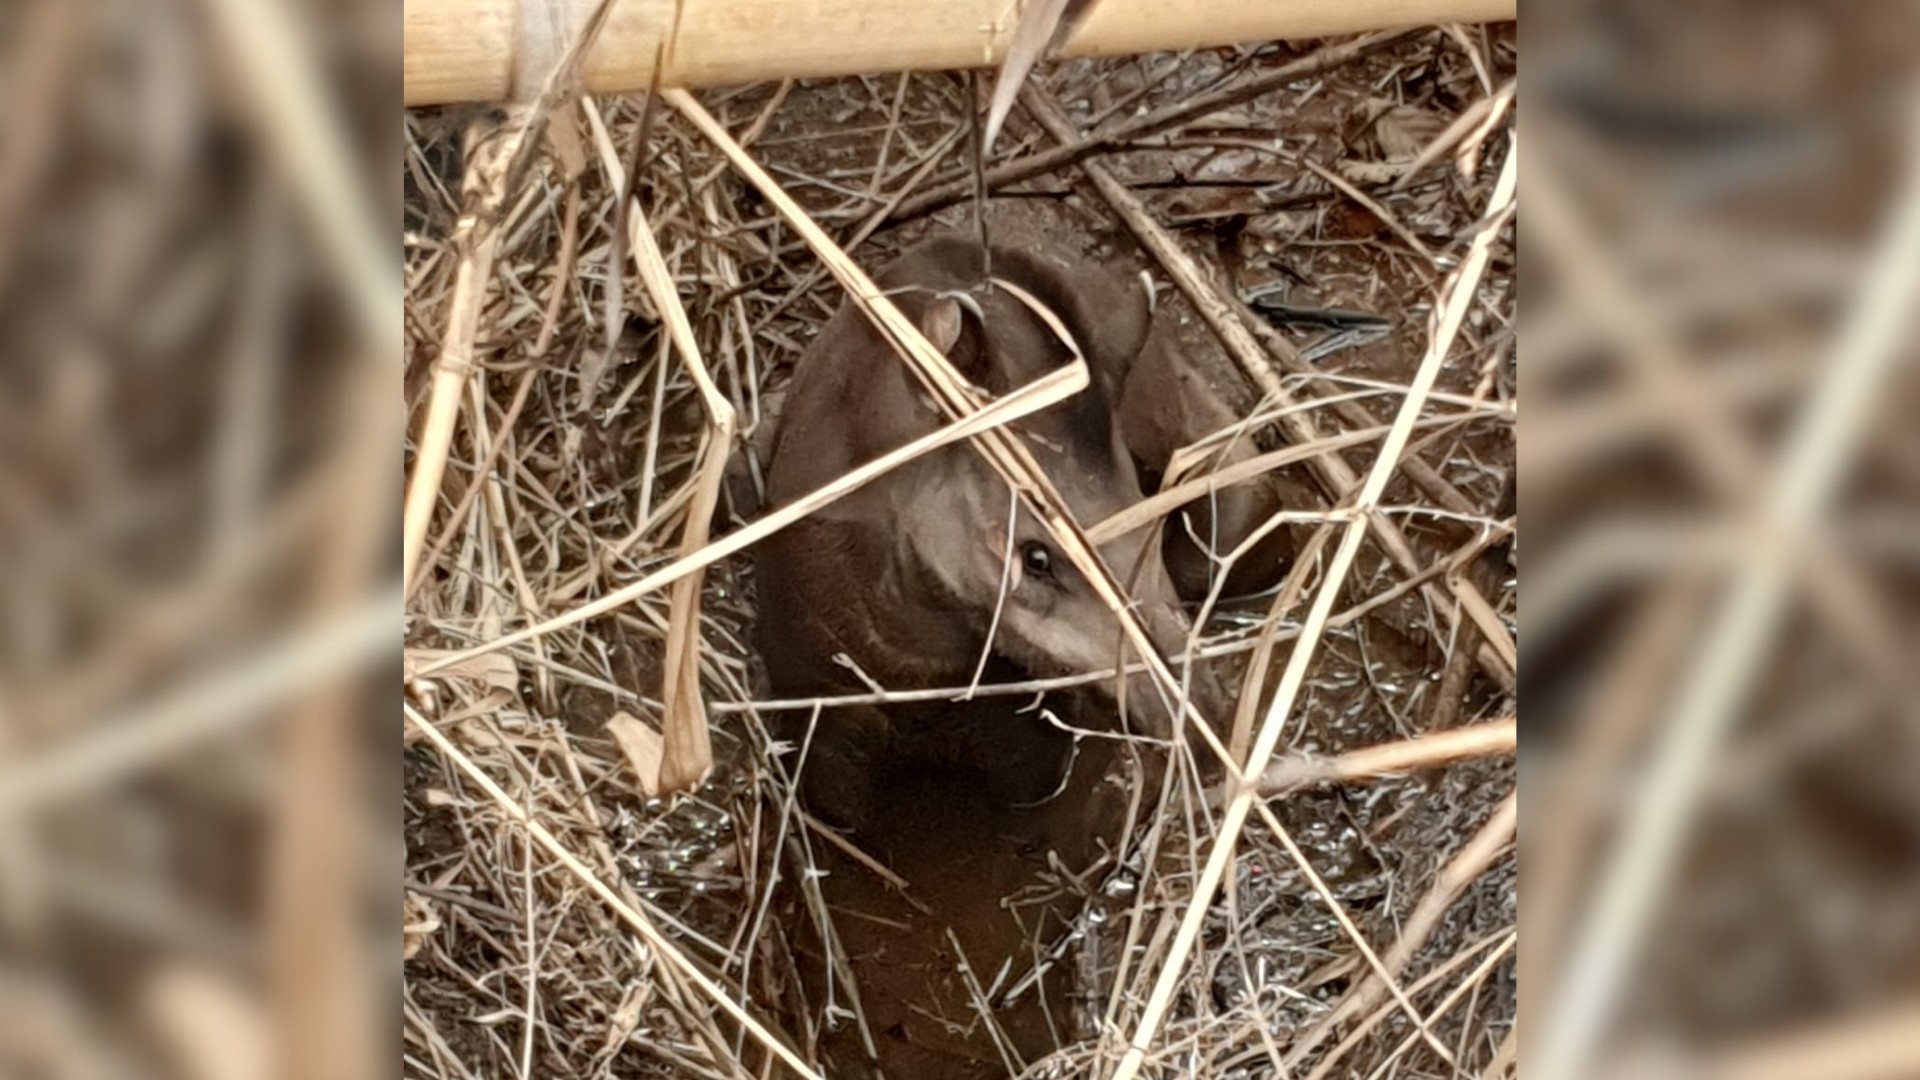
left=2, top=0, right=1917, bottom=1078
left=1526, top=2, right=1920, bottom=1079
left=0, top=0, right=395, bottom=1078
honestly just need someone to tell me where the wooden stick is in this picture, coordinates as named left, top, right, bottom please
left=890, top=28, right=1417, bottom=222
left=404, top=0, right=1516, bottom=106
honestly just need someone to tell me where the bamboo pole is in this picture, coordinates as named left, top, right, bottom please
left=404, top=0, right=1515, bottom=106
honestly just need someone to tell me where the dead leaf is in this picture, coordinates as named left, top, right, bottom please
left=657, top=644, right=712, bottom=792
left=1373, top=104, right=1447, bottom=161
left=606, top=711, right=665, bottom=796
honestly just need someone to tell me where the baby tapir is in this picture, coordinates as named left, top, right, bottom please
left=756, top=234, right=1223, bottom=828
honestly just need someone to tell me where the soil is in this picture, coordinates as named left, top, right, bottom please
left=778, top=733, right=1137, bottom=1079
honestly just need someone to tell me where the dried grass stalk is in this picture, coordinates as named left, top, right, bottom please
left=1109, top=137, right=1518, bottom=1080
left=1023, top=84, right=1517, bottom=688
left=403, top=703, right=823, bottom=1080
left=1257, top=717, right=1516, bottom=796
left=401, top=0, right=616, bottom=591
left=582, top=95, right=739, bottom=792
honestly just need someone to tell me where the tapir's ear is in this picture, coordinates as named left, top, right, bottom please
left=921, top=295, right=964, bottom=354
left=1083, top=267, right=1153, bottom=405
left=987, top=245, right=1149, bottom=405
left=917, top=294, right=988, bottom=385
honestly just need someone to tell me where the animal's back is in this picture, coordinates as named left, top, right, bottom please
left=765, top=234, right=1149, bottom=501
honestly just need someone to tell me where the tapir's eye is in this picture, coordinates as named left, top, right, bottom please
left=1021, top=542, right=1054, bottom=577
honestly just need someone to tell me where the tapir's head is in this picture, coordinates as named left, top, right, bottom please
left=880, top=236, right=1225, bottom=738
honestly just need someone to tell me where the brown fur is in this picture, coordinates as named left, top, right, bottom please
left=756, top=233, right=1220, bottom=827
left=1120, top=323, right=1299, bottom=600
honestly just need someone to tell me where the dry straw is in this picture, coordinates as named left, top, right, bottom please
left=1109, top=138, right=1517, bottom=1080
left=403, top=19, right=1519, bottom=1079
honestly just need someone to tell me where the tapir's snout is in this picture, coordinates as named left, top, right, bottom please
left=996, top=558, right=1225, bottom=751
left=1121, top=596, right=1227, bottom=747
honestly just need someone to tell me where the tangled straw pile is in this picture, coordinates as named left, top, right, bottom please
left=403, top=26, right=1515, bottom=1080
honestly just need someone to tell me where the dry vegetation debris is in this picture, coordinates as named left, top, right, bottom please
left=403, top=24, right=1515, bottom=1080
